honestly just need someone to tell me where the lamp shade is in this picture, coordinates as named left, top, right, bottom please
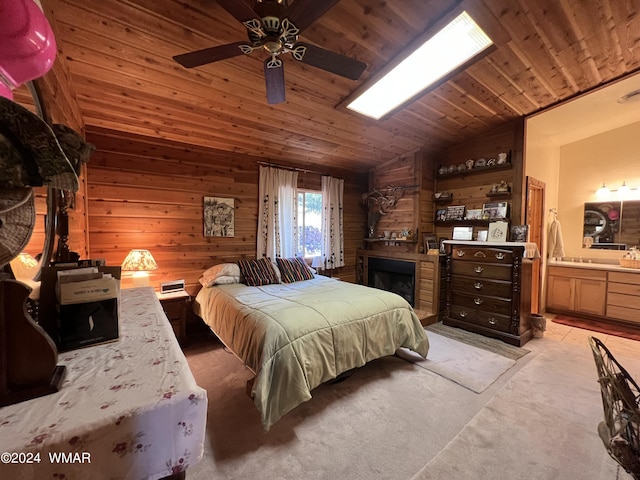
left=121, top=249, right=158, bottom=272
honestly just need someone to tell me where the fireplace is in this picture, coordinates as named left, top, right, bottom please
left=367, top=257, right=416, bottom=306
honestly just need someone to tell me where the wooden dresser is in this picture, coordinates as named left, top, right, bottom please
left=443, top=241, right=534, bottom=346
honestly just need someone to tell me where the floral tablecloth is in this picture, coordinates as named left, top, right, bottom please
left=0, top=287, right=208, bottom=480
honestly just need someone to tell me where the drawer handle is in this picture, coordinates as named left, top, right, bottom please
left=474, top=298, right=483, bottom=305
left=474, top=282, right=483, bottom=290
left=488, top=317, right=497, bottom=325
left=474, top=251, right=486, bottom=258
left=475, top=266, right=483, bottom=273
left=495, top=253, right=505, bottom=260
left=459, top=311, right=468, bottom=318
left=457, top=250, right=466, bottom=257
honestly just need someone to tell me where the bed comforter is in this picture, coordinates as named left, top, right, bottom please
left=193, top=275, right=429, bottom=430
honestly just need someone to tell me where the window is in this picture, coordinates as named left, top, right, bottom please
left=297, top=190, right=322, bottom=257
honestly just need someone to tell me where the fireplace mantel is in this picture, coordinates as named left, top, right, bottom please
left=356, top=249, right=443, bottom=325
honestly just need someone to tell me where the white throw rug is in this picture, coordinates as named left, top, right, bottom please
left=397, top=331, right=517, bottom=393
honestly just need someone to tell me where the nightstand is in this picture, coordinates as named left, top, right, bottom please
left=156, top=291, right=190, bottom=346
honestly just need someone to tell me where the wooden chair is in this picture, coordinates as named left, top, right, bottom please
left=589, top=336, right=640, bottom=479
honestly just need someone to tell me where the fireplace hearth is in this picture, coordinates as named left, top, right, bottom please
left=367, top=257, right=416, bottom=306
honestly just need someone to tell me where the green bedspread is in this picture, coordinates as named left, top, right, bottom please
left=194, top=276, right=429, bottom=429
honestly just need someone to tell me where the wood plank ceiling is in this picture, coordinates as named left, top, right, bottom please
left=46, top=0, right=640, bottom=173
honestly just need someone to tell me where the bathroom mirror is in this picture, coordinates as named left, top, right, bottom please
left=583, top=200, right=640, bottom=249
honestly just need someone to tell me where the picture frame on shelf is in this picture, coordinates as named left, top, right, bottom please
left=435, top=208, right=447, bottom=222
left=445, top=205, right=466, bottom=221
left=438, top=237, right=449, bottom=254
left=423, top=233, right=438, bottom=252
left=511, top=224, right=529, bottom=242
left=452, top=226, right=473, bottom=240
left=488, top=221, right=509, bottom=242
left=476, top=230, right=488, bottom=242
left=465, top=208, right=482, bottom=220
left=482, top=201, right=509, bottom=220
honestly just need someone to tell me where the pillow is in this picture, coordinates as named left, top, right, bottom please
left=200, top=263, right=241, bottom=288
left=199, top=275, right=240, bottom=287
left=276, top=257, right=315, bottom=283
left=237, top=257, right=280, bottom=286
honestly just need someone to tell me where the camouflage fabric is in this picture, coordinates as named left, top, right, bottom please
left=0, top=187, right=35, bottom=267
left=52, top=123, right=95, bottom=173
left=0, top=96, right=79, bottom=192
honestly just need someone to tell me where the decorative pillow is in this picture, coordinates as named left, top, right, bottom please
left=276, top=257, right=315, bottom=283
left=237, top=257, right=280, bottom=286
left=200, top=263, right=241, bottom=287
left=199, top=275, right=240, bottom=287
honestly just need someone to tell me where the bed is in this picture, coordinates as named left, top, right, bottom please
left=193, top=260, right=429, bottom=430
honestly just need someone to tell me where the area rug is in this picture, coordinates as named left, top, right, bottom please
left=397, top=331, right=517, bottom=393
left=409, top=341, right=626, bottom=480
left=426, top=322, right=530, bottom=360
left=552, top=314, right=640, bottom=341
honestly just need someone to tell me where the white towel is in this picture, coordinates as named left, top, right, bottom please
left=548, top=218, right=565, bottom=259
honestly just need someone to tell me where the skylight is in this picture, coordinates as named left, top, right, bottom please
left=347, top=11, right=493, bottom=120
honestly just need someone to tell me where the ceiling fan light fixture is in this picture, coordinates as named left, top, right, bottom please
left=347, top=11, right=492, bottom=120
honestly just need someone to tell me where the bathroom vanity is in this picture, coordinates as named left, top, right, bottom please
left=547, top=261, right=640, bottom=325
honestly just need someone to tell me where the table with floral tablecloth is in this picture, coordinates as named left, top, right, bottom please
left=0, top=286, right=208, bottom=480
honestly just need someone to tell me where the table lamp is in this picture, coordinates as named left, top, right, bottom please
left=121, top=249, right=158, bottom=287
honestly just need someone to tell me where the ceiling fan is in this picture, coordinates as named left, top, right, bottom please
left=173, top=0, right=366, bottom=104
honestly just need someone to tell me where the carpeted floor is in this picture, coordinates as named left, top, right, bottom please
left=552, top=314, right=640, bottom=341
left=182, top=322, right=640, bottom=480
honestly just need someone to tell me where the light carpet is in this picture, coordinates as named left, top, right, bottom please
left=183, top=332, right=512, bottom=480
left=397, top=331, right=517, bottom=393
left=410, top=340, right=635, bottom=480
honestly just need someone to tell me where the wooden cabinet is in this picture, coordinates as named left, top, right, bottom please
left=443, top=241, right=533, bottom=346
left=157, top=292, right=189, bottom=345
left=546, top=266, right=606, bottom=316
left=607, top=271, right=640, bottom=324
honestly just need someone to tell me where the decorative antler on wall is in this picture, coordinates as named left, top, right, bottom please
left=361, top=185, right=417, bottom=216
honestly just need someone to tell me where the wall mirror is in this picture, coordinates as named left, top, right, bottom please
left=583, top=200, right=640, bottom=249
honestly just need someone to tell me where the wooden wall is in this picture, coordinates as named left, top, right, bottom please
left=85, top=127, right=368, bottom=294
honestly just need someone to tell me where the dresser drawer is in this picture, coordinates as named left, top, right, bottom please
left=450, top=275, right=512, bottom=298
left=162, top=299, right=185, bottom=320
left=451, top=261, right=513, bottom=281
left=451, top=292, right=512, bottom=316
left=448, top=305, right=512, bottom=333
left=451, top=247, right=514, bottom=264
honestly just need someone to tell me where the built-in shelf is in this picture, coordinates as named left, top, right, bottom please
left=437, top=162, right=512, bottom=179
left=435, top=218, right=509, bottom=226
left=486, top=191, right=511, bottom=198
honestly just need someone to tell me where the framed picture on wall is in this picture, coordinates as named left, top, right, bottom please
left=488, top=221, right=509, bottom=242
left=482, top=202, right=509, bottom=220
left=435, top=208, right=447, bottom=222
left=204, top=196, right=235, bottom=237
left=423, top=233, right=438, bottom=252
left=445, top=205, right=466, bottom=221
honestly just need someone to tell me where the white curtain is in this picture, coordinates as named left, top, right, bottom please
left=257, top=166, right=298, bottom=259
left=321, top=175, right=344, bottom=269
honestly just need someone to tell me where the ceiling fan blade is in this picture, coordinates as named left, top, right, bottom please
left=264, top=57, right=286, bottom=104
left=282, top=0, right=341, bottom=33
left=217, top=0, right=259, bottom=23
left=173, top=42, right=248, bottom=68
left=292, top=43, right=366, bottom=80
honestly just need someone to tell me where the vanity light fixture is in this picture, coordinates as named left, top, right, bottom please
left=595, top=181, right=640, bottom=199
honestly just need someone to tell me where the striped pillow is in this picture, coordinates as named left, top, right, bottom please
left=276, top=257, right=315, bottom=283
left=237, top=257, right=280, bottom=286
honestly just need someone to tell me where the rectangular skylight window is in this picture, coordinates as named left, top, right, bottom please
left=347, top=11, right=492, bottom=120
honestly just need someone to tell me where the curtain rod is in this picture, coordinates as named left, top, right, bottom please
left=257, top=161, right=343, bottom=179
